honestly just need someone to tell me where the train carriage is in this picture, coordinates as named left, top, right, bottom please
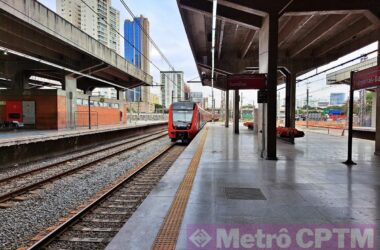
left=168, top=101, right=211, bottom=142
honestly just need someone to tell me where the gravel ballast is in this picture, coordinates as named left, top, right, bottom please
left=0, top=137, right=171, bottom=250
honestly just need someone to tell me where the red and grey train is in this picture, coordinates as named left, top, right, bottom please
left=168, top=101, right=212, bottom=142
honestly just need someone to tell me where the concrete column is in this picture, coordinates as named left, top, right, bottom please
left=285, top=71, right=297, bottom=129
left=234, top=90, right=239, bottom=134
left=376, top=49, right=380, bottom=155
left=285, top=73, right=291, bottom=128
left=258, top=14, right=278, bottom=160
left=225, top=90, right=229, bottom=127
left=117, top=89, right=125, bottom=101
left=65, top=76, right=77, bottom=129
left=372, top=91, right=376, bottom=128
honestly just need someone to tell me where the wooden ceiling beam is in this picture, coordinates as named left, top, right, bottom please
left=217, top=20, right=225, bottom=60
left=288, top=14, right=348, bottom=57
left=179, top=0, right=262, bottom=30
left=278, top=15, right=315, bottom=48
left=240, top=30, right=258, bottom=59
left=313, top=17, right=373, bottom=56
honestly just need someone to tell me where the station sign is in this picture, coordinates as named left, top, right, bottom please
left=227, top=74, right=266, bottom=90
left=352, top=66, right=380, bottom=90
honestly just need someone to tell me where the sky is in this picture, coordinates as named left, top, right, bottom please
left=38, top=0, right=378, bottom=108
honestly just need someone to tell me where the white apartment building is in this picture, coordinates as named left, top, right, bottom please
left=109, top=6, right=120, bottom=53
left=160, top=71, right=184, bottom=109
left=57, top=0, right=120, bottom=53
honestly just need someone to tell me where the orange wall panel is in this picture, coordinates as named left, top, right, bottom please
left=76, top=105, right=123, bottom=127
left=57, top=96, right=66, bottom=129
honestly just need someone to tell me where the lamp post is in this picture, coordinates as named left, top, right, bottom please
left=86, top=90, right=92, bottom=130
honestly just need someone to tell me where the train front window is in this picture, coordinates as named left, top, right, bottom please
left=173, top=110, right=193, bottom=123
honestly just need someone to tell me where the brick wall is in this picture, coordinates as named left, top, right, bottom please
left=76, top=105, right=123, bottom=127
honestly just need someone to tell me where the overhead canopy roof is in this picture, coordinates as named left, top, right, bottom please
left=177, top=0, right=380, bottom=90
left=0, top=0, right=152, bottom=91
left=326, top=57, right=378, bottom=85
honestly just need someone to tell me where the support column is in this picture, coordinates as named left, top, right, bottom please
left=376, top=44, right=380, bottom=155
left=234, top=90, right=239, bottom=134
left=372, top=91, right=376, bottom=128
left=258, top=14, right=278, bottom=160
left=117, top=89, right=125, bottom=101
left=285, top=71, right=297, bottom=129
left=376, top=88, right=380, bottom=155
left=64, top=76, right=77, bottom=129
left=225, top=90, right=229, bottom=127
left=285, top=73, right=291, bottom=128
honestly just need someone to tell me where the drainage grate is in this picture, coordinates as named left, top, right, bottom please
left=225, top=187, right=267, bottom=200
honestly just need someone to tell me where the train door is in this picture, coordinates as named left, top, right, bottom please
left=22, top=101, right=36, bottom=126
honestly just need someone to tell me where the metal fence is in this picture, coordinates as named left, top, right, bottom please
left=127, top=113, right=168, bottom=123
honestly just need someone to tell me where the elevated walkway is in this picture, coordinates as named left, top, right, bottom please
left=107, top=123, right=380, bottom=249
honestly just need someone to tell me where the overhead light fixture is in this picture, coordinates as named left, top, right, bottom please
left=3, top=49, right=8, bottom=55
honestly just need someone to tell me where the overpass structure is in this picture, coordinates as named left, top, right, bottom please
left=177, top=0, right=380, bottom=158
left=0, top=0, right=153, bottom=129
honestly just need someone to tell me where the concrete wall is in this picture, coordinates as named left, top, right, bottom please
left=0, top=0, right=152, bottom=85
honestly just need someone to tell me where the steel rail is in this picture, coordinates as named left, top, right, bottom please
left=27, top=143, right=175, bottom=250
left=0, top=132, right=167, bottom=204
left=0, top=130, right=165, bottom=184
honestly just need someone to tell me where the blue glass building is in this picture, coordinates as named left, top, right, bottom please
left=124, top=18, right=142, bottom=102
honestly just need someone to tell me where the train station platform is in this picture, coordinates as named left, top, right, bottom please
left=0, top=120, right=166, bottom=146
left=107, top=123, right=380, bottom=250
left=0, top=121, right=167, bottom=168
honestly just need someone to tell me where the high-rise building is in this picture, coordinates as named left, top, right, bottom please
left=108, top=7, right=120, bottom=52
left=160, top=71, right=184, bottom=108
left=190, top=92, right=203, bottom=104
left=56, top=0, right=120, bottom=53
left=330, top=93, right=346, bottom=106
left=124, top=16, right=151, bottom=111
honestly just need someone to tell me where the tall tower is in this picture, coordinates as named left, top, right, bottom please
left=56, top=0, right=120, bottom=53
left=124, top=16, right=151, bottom=106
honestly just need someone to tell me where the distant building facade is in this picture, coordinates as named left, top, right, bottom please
left=124, top=15, right=152, bottom=112
left=57, top=0, right=120, bottom=53
left=160, top=71, right=184, bottom=108
left=203, top=97, right=209, bottom=109
left=190, top=92, right=203, bottom=104
left=330, top=93, right=346, bottom=106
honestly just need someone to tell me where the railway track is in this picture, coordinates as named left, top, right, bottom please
left=0, top=130, right=167, bottom=205
left=27, top=144, right=184, bottom=250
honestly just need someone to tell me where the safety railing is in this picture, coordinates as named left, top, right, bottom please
left=127, top=113, right=168, bottom=123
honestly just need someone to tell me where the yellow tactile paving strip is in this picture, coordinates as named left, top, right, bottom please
left=152, top=127, right=209, bottom=250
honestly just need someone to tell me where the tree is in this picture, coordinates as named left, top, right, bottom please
left=242, top=104, right=253, bottom=109
left=154, top=104, right=163, bottom=113
left=366, top=91, right=373, bottom=113
left=342, top=99, right=359, bottom=115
